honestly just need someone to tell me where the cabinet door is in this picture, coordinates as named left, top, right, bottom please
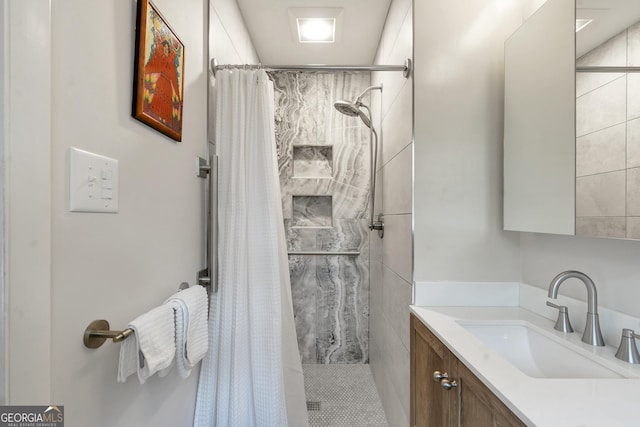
left=455, top=361, right=526, bottom=427
left=411, top=314, right=452, bottom=427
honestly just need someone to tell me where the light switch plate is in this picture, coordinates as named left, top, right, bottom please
left=69, top=147, right=119, bottom=213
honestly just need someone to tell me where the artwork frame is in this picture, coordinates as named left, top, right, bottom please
left=132, top=0, right=185, bottom=142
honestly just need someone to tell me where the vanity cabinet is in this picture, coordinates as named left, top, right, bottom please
left=410, top=314, right=526, bottom=427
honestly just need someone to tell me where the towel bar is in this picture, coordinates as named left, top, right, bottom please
left=84, top=320, right=134, bottom=349
left=83, top=281, right=201, bottom=349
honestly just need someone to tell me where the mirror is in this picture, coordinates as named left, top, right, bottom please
left=504, top=0, right=640, bottom=239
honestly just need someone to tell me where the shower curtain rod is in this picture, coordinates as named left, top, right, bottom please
left=210, top=58, right=412, bottom=78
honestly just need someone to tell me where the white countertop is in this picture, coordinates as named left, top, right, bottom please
left=410, top=304, right=640, bottom=426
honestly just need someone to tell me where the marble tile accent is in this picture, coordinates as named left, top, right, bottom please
left=627, top=167, right=640, bottom=216
left=576, top=217, right=626, bottom=238
left=576, top=123, right=626, bottom=177
left=576, top=171, right=626, bottom=217
left=273, top=71, right=373, bottom=364
left=576, top=76, right=626, bottom=137
left=292, top=196, right=332, bottom=227
left=316, top=254, right=369, bottom=363
left=293, top=146, right=333, bottom=178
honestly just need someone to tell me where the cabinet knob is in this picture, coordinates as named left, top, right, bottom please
left=433, top=370, right=449, bottom=381
left=440, top=379, right=458, bottom=390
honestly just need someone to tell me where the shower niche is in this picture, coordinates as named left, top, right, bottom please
left=271, top=71, right=372, bottom=364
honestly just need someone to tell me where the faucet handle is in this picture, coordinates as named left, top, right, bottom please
left=615, top=328, right=640, bottom=364
left=546, top=301, right=574, bottom=333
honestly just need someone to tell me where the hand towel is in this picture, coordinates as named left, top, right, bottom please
left=165, top=285, right=209, bottom=378
left=117, top=304, right=176, bottom=384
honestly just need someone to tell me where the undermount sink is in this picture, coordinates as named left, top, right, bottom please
left=458, top=320, right=632, bottom=379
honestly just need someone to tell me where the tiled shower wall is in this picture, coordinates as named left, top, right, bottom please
left=576, top=21, right=640, bottom=238
left=270, top=71, right=372, bottom=364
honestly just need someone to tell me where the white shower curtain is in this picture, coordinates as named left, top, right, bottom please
left=194, top=69, right=309, bottom=427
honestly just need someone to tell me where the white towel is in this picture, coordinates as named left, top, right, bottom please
left=117, top=304, right=176, bottom=384
left=165, top=286, right=209, bottom=378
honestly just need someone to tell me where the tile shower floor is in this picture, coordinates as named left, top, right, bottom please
left=303, top=364, right=389, bottom=427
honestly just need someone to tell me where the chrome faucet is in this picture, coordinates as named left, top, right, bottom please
left=547, top=271, right=605, bottom=346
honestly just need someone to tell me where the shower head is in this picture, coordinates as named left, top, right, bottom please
left=333, top=100, right=361, bottom=117
left=333, top=85, right=382, bottom=129
left=333, top=100, right=372, bottom=128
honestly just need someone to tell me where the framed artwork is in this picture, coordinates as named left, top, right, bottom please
left=132, top=0, right=185, bottom=142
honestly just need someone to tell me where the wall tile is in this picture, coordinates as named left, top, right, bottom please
left=628, top=21, right=640, bottom=66
left=627, top=167, right=640, bottom=216
left=576, top=217, right=626, bottom=238
left=381, top=213, right=413, bottom=283
left=576, top=31, right=626, bottom=97
left=628, top=117, right=640, bottom=168
left=576, top=170, right=626, bottom=217
left=274, top=72, right=372, bottom=364
left=381, top=265, right=412, bottom=350
left=626, top=217, right=640, bottom=239
left=382, top=81, right=413, bottom=166
left=628, top=73, right=640, bottom=120
left=576, top=123, right=626, bottom=177
left=576, top=76, right=626, bottom=137
left=382, top=144, right=412, bottom=214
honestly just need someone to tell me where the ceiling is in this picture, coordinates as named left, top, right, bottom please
left=236, top=0, right=392, bottom=65
left=576, top=0, right=640, bottom=57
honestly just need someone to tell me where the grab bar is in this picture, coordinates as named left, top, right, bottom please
left=287, top=251, right=360, bottom=256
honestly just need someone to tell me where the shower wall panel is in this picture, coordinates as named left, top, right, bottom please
left=271, top=71, right=372, bottom=364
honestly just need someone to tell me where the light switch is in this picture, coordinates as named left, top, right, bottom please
left=69, top=147, right=119, bottom=213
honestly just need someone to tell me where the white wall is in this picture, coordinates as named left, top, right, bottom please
left=3, top=0, right=213, bottom=425
left=369, top=0, right=413, bottom=425
left=49, top=0, right=208, bottom=425
left=3, top=0, right=52, bottom=405
left=413, top=0, right=530, bottom=284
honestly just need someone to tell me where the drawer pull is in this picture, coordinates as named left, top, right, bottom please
left=440, top=379, right=458, bottom=390
left=433, top=370, right=449, bottom=381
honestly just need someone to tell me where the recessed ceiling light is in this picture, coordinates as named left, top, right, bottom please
left=288, top=8, right=343, bottom=45
left=297, top=18, right=335, bottom=43
left=576, top=19, right=593, bottom=32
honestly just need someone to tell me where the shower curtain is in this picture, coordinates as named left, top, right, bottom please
left=194, top=69, right=309, bottom=427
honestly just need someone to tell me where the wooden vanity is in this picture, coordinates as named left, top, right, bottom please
left=410, top=314, right=525, bottom=427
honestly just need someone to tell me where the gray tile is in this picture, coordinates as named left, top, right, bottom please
left=381, top=265, right=412, bottom=351
left=293, top=195, right=333, bottom=227
left=289, top=255, right=318, bottom=364
left=576, top=171, right=626, bottom=217
left=576, top=123, right=626, bottom=177
left=628, top=118, right=640, bottom=168
left=382, top=144, right=412, bottom=215
left=627, top=217, right=640, bottom=239
left=293, top=146, right=333, bottom=178
left=629, top=73, right=640, bottom=120
left=381, top=214, right=413, bottom=283
left=576, top=76, right=626, bottom=137
left=575, top=217, right=626, bottom=238
left=576, top=31, right=626, bottom=97
left=303, top=364, right=388, bottom=427
left=628, top=21, right=640, bottom=66
left=627, top=168, right=640, bottom=216
left=381, top=81, right=413, bottom=167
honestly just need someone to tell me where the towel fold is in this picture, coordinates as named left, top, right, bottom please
left=165, top=285, right=209, bottom=378
left=117, top=304, right=176, bottom=384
